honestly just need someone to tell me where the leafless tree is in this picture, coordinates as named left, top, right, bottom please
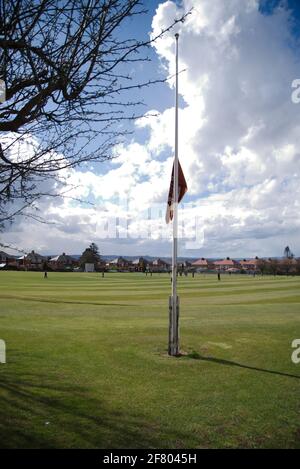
left=280, top=258, right=295, bottom=276
left=268, top=258, right=279, bottom=276
left=256, top=258, right=268, bottom=275
left=0, top=0, right=188, bottom=228
left=296, top=258, right=300, bottom=276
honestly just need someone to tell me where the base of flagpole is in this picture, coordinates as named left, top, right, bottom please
left=168, top=295, right=180, bottom=356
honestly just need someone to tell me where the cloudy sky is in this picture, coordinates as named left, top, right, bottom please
left=2, top=0, right=300, bottom=258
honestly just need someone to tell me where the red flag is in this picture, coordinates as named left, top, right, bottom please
left=166, top=159, right=187, bottom=223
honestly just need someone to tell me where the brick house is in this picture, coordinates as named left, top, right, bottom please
left=240, top=258, right=259, bottom=271
left=108, top=257, right=132, bottom=270
left=191, top=258, right=210, bottom=270
left=151, top=258, right=170, bottom=272
left=132, top=257, right=148, bottom=272
left=213, top=257, right=241, bottom=271
left=49, top=253, right=76, bottom=270
left=18, top=250, right=46, bottom=270
left=0, top=251, right=8, bottom=262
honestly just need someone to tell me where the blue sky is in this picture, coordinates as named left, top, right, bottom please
left=260, top=0, right=300, bottom=17
left=3, top=0, right=300, bottom=259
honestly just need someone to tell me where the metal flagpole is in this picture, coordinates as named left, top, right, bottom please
left=169, top=33, right=180, bottom=356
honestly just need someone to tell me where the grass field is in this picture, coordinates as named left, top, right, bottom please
left=0, top=271, right=299, bottom=448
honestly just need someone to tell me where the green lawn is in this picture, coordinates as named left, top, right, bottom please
left=0, top=271, right=299, bottom=448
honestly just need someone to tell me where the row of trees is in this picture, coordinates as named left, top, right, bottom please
left=256, top=258, right=300, bottom=276
left=255, top=247, right=299, bottom=275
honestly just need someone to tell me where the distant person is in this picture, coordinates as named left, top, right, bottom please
left=217, top=272, right=221, bottom=281
left=102, top=271, right=105, bottom=278
left=44, top=271, right=48, bottom=279
left=192, top=271, right=195, bottom=278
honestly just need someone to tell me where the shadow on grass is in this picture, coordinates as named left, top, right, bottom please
left=0, top=369, right=184, bottom=449
left=185, top=352, right=300, bottom=380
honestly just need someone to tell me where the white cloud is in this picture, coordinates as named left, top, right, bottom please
left=147, top=0, right=300, bottom=256
left=2, top=0, right=300, bottom=258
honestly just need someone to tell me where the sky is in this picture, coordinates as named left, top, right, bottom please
left=2, top=0, right=300, bottom=259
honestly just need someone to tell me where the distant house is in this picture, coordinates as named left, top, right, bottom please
left=0, top=251, right=9, bottom=262
left=240, top=258, right=259, bottom=271
left=191, top=258, right=210, bottom=270
left=49, top=253, right=75, bottom=270
left=178, top=260, right=192, bottom=272
left=0, top=250, right=9, bottom=269
left=132, top=257, right=148, bottom=272
left=151, top=258, right=170, bottom=272
left=0, top=251, right=21, bottom=269
left=213, top=257, right=241, bottom=271
left=96, top=259, right=107, bottom=271
left=0, top=251, right=16, bottom=267
left=18, top=250, right=46, bottom=270
left=108, top=257, right=132, bottom=270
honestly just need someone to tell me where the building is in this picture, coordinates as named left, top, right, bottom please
left=213, top=257, right=241, bottom=271
left=177, top=260, right=192, bottom=273
left=151, top=258, right=170, bottom=272
left=18, top=250, right=46, bottom=270
left=0, top=250, right=9, bottom=262
left=0, top=251, right=24, bottom=269
left=191, top=258, right=210, bottom=270
left=96, top=259, right=107, bottom=271
left=132, top=257, right=148, bottom=272
left=239, top=258, right=259, bottom=272
left=108, top=257, right=132, bottom=270
left=85, top=263, right=95, bottom=272
left=49, top=253, right=75, bottom=271
left=0, top=251, right=18, bottom=268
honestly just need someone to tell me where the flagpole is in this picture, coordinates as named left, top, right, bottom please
left=169, top=33, right=180, bottom=356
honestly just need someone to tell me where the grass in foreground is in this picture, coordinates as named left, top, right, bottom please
left=0, top=271, right=299, bottom=448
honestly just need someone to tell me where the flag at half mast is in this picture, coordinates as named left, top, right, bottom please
left=165, top=159, right=187, bottom=224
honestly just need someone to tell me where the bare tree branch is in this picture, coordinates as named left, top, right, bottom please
left=0, top=0, right=190, bottom=227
